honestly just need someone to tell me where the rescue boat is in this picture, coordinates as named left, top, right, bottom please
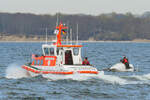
left=22, top=22, right=99, bottom=76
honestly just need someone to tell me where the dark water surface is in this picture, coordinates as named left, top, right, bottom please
left=0, top=42, right=150, bottom=100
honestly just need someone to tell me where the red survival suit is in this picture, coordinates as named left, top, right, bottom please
left=121, top=57, right=130, bottom=69
left=82, top=59, right=90, bottom=65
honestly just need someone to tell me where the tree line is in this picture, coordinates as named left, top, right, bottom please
left=0, top=12, right=150, bottom=40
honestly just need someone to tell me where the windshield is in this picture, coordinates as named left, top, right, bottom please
left=44, top=48, right=49, bottom=55
left=50, top=48, right=54, bottom=56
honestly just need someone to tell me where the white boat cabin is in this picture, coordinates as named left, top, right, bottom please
left=42, top=44, right=83, bottom=66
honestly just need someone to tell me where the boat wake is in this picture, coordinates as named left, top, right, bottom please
left=5, top=63, right=150, bottom=85
left=43, top=71, right=150, bottom=85
left=98, top=73, right=150, bottom=85
left=43, top=71, right=105, bottom=81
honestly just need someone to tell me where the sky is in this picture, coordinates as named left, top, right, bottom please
left=0, top=0, right=149, bottom=15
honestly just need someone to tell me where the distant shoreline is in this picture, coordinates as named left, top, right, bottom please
left=0, top=40, right=150, bottom=43
left=0, top=35, right=150, bottom=43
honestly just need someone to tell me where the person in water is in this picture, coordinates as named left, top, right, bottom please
left=82, top=57, right=90, bottom=65
left=120, top=56, right=130, bottom=69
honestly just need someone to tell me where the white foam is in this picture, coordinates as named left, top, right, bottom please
left=43, top=71, right=147, bottom=85
left=98, top=74, right=128, bottom=85
left=98, top=73, right=150, bottom=85
left=5, top=63, right=30, bottom=79
left=131, top=73, right=150, bottom=81
left=43, top=71, right=134, bottom=85
left=43, top=72, right=150, bottom=85
left=43, top=71, right=105, bottom=81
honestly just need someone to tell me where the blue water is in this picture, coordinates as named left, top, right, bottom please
left=0, top=42, right=150, bottom=100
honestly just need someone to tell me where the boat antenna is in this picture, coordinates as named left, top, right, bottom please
left=84, top=45, right=87, bottom=58
left=55, top=13, right=59, bottom=42
left=45, top=28, right=48, bottom=44
left=70, top=28, right=72, bottom=45
left=56, top=13, right=59, bottom=27
left=66, top=21, right=69, bottom=44
left=76, top=23, right=79, bottom=45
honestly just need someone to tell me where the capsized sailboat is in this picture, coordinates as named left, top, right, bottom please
left=22, top=22, right=100, bottom=76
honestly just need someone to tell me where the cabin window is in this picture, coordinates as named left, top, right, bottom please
left=44, top=48, right=49, bottom=55
left=50, top=48, right=54, bottom=56
left=73, top=48, right=79, bottom=56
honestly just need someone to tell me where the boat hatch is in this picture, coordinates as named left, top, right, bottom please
left=65, top=50, right=73, bottom=65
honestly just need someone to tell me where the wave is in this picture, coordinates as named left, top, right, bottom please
left=5, top=63, right=30, bottom=79
left=5, top=63, right=150, bottom=85
left=130, top=73, right=150, bottom=81
left=97, top=73, right=128, bottom=85
left=98, top=73, right=150, bottom=85
left=43, top=71, right=150, bottom=85
left=43, top=71, right=105, bottom=81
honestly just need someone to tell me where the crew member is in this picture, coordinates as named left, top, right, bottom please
left=120, top=56, right=130, bottom=69
left=82, top=57, right=90, bottom=65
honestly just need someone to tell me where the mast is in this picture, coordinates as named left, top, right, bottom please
left=46, top=28, right=48, bottom=44
left=56, top=13, right=59, bottom=27
left=76, top=23, right=79, bottom=44
left=66, top=22, right=69, bottom=44
left=55, top=23, right=68, bottom=45
left=70, top=28, right=72, bottom=45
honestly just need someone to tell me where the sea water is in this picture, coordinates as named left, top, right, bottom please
left=1, top=42, right=150, bottom=100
